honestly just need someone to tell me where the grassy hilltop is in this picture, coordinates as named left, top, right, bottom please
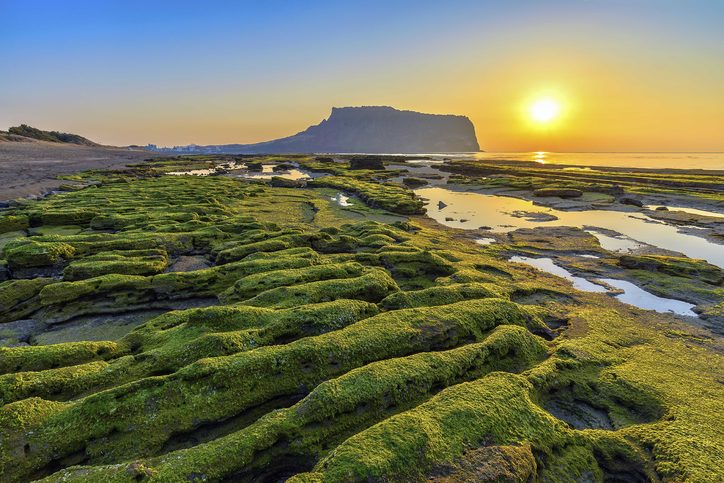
left=0, top=156, right=722, bottom=482
left=1, top=125, right=99, bottom=146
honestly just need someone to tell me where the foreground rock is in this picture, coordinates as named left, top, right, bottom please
left=533, top=188, right=583, bottom=198
left=0, top=155, right=721, bottom=482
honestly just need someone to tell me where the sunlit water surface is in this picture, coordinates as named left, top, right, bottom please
left=509, top=256, right=698, bottom=316
left=362, top=152, right=724, bottom=170
left=509, top=256, right=607, bottom=293
left=597, top=279, right=698, bottom=317
left=416, top=187, right=724, bottom=268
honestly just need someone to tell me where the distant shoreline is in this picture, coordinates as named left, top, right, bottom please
left=1, top=144, right=722, bottom=203
left=0, top=141, right=165, bottom=201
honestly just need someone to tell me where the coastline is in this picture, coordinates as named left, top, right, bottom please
left=0, top=141, right=166, bottom=201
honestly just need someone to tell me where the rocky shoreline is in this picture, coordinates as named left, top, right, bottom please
left=0, top=154, right=722, bottom=482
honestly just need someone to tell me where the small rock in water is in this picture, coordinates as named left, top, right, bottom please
left=655, top=206, right=669, bottom=211
left=509, top=210, right=559, bottom=222
left=349, top=157, right=384, bottom=170
left=533, top=188, right=583, bottom=199
left=271, top=177, right=306, bottom=188
left=620, top=196, right=644, bottom=207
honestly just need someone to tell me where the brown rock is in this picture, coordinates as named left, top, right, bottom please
left=533, top=188, right=583, bottom=199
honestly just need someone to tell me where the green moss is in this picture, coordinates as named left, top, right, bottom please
left=32, top=208, right=99, bottom=226
left=3, top=239, right=76, bottom=268
left=215, top=233, right=311, bottom=264
left=619, top=254, right=723, bottom=285
left=0, top=278, right=55, bottom=322
left=0, top=278, right=54, bottom=312
left=241, top=268, right=399, bottom=308
left=63, top=250, right=169, bottom=280
left=39, top=273, right=151, bottom=306
left=0, top=157, right=720, bottom=482
left=380, top=282, right=504, bottom=309
left=310, top=176, right=424, bottom=214
left=0, top=215, right=29, bottom=234
left=45, top=326, right=547, bottom=482
left=305, top=373, right=570, bottom=481
left=220, top=261, right=367, bottom=302
left=0, top=341, right=124, bottom=374
left=1, top=299, right=538, bottom=479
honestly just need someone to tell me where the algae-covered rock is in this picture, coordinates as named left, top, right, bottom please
left=349, top=157, right=384, bottom=170
left=0, top=215, right=29, bottom=234
left=402, top=177, right=429, bottom=188
left=63, top=249, right=169, bottom=280
left=0, top=157, right=721, bottom=483
left=3, top=239, right=76, bottom=269
left=271, top=176, right=307, bottom=188
left=0, top=278, right=55, bottom=323
left=533, top=188, right=583, bottom=198
left=619, top=254, right=723, bottom=285
left=311, top=176, right=425, bottom=214
left=380, top=282, right=502, bottom=309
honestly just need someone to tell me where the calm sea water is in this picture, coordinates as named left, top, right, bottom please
left=402, top=152, right=724, bottom=171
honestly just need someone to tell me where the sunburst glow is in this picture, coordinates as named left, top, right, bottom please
left=530, top=98, right=561, bottom=123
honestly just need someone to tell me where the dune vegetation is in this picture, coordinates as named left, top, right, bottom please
left=0, top=155, right=721, bottom=482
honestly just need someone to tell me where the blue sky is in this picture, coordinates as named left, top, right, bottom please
left=2, top=1, right=723, bottom=150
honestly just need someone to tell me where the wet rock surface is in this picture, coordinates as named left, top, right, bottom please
left=0, top=154, right=721, bottom=482
left=534, top=188, right=583, bottom=198
left=166, top=255, right=212, bottom=273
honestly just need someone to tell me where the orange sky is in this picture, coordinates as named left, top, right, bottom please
left=2, top=2, right=723, bottom=151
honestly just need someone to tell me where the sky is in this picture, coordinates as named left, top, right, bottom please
left=2, top=0, right=723, bottom=151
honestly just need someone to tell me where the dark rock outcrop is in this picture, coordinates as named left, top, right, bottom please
left=619, top=196, right=644, bottom=207
left=533, top=188, right=583, bottom=199
left=349, top=157, right=385, bottom=170
left=163, top=107, right=480, bottom=154
left=270, top=177, right=307, bottom=188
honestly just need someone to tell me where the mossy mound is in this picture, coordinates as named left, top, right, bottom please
left=0, top=155, right=721, bottom=482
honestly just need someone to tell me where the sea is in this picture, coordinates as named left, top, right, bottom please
left=384, top=152, right=724, bottom=171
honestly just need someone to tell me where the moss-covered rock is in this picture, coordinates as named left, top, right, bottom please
left=311, top=176, right=425, bottom=214
left=0, top=215, right=29, bottom=235
left=619, top=254, right=723, bottom=285
left=0, top=156, right=720, bottom=482
left=3, top=240, right=76, bottom=269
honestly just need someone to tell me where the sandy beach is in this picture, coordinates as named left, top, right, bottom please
left=0, top=141, right=164, bottom=201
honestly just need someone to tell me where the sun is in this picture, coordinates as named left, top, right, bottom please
left=530, top=98, right=561, bottom=123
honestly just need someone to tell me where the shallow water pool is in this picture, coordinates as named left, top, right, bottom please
left=417, top=187, right=724, bottom=268
left=509, top=256, right=608, bottom=292
left=597, top=278, right=698, bottom=317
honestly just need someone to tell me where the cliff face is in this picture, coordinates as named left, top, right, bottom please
left=175, top=107, right=479, bottom=154
left=244, top=106, right=479, bottom=153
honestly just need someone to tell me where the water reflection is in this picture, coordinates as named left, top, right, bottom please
left=584, top=230, right=643, bottom=253
left=475, top=237, right=496, bottom=246
left=598, top=279, right=698, bottom=317
left=510, top=256, right=607, bottom=292
left=416, top=187, right=724, bottom=268
left=509, top=257, right=699, bottom=316
left=168, top=161, right=245, bottom=176
left=645, top=205, right=724, bottom=219
left=236, top=167, right=312, bottom=181
left=331, top=193, right=353, bottom=206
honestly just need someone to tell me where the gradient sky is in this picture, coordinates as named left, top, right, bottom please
left=2, top=0, right=723, bottom=151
